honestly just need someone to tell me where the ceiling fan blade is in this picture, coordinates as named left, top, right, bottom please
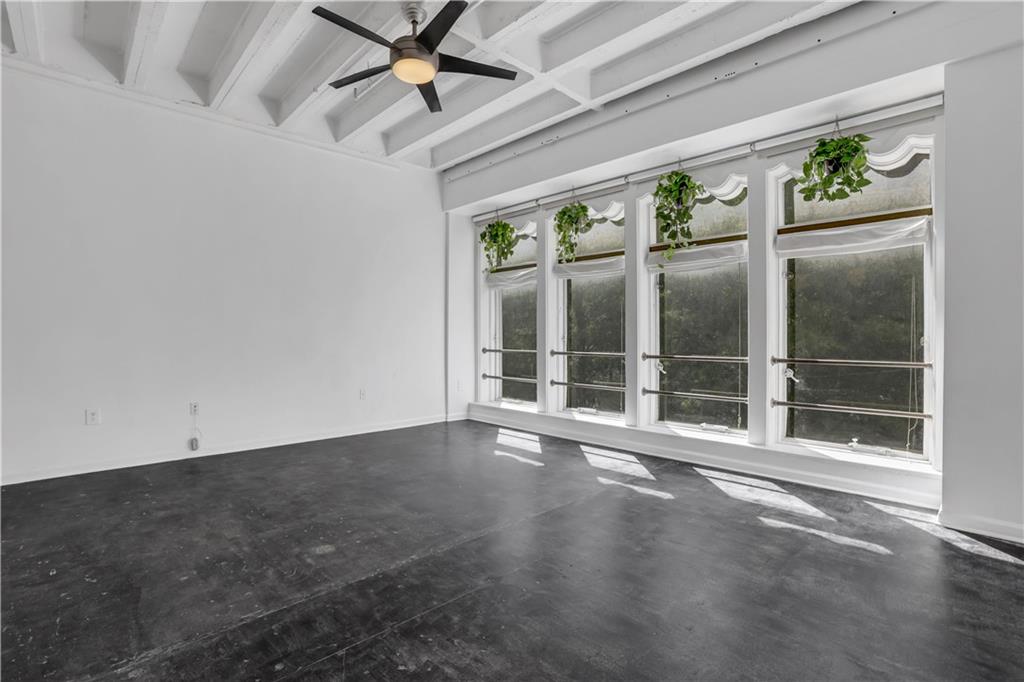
left=312, top=6, right=394, bottom=50
left=438, top=53, right=517, bottom=80
left=417, top=81, right=442, bottom=113
left=415, top=0, right=467, bottom=53
left=328, top=65, right=390, bottom=89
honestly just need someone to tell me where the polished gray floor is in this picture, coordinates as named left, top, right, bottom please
left=2, top=420, right=1022, bottom=680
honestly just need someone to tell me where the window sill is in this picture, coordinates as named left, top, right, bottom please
left=770, top=438, right=934, bottom=474
left=469, top=401, right=941, bottom=509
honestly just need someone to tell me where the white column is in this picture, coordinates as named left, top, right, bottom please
left=746, top=156, right=770, bottom=446
left=624, top=183, right=645, bottom=426
left=474, top=223, right=496, bottom=403
left=535, top=207, right=558, bottom=412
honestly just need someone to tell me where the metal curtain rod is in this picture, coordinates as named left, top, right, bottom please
left=471, top=93, right=943, bottom=224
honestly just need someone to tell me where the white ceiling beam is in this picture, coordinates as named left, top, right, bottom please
left=276, top=5, right=405, bottom=128
left=431, top=89, right=580, bottom=169
left=541, top=1, right=737, bottom=77
left=207, top=1, right=301, bottom=109
left=591, top=1, right=857, bottom=101
left=419, top=1, right=850, bottom=170
left=331, top=77, right=414, bottom=143
left=121, top=1, right=167, bottom=87
left=7, top=0, right=44, bottom=63
left=384, top=75, right=536, bottom=157
left=402, top=1, right=732, bottom=165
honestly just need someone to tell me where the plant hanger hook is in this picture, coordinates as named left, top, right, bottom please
left=832, top=114, right=843, bottom=139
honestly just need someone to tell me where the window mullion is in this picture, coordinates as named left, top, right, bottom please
left=536, top=208, right=558, bottom=413
left=624, top=183, right=644, bottom=426
left=746, top=155, right=772, bottom=445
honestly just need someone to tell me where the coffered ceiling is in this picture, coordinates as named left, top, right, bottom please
left=1, top=1, right=856, bottom=168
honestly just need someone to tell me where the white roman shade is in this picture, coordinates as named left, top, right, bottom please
left=486, top=266, right=536, bottom=288
left=646, top=240, right=747, bottom=272
left=775, top=216, right=929, bottom=258
left=553, top=254, right=625, bottom=279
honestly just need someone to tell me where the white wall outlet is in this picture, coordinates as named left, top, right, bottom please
left=358, top=388, right=366, bottom=400
left=85, top=408, right=101, bottom=426
left=188, top=401, right=199, bottom=416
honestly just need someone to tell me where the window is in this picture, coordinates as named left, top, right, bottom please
left=565, top=274, right=626, bottom=413
left=499, top=285, right=537, bottom=402
left=556, top=199, right=627, bottom=414
left=647, top=172, right=749, bottom=430
left=481, top=219, right=538, bottom=403
left=783, top=248, right=924, bottom=453
left=656, top=264, right=748, bottom=429
left=476, top=121, right=939, bottom=471
left=773, top=133, right=933, bottom=459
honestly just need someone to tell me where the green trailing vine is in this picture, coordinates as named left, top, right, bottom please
left=553, top=201, right=594, bottom=262
left=479, top=219, right=517, bottom=271
left=653, top=170, right=705, bottom=260
left=796, top=133, right=872, bottom=202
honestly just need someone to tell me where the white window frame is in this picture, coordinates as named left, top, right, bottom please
left=552, top=194, right=629, bottom=418
left=477, top=219, right=540, bottom=405
left=766, top=131, right=938, bottom=464
left=639, top=171, right=752, bottom=435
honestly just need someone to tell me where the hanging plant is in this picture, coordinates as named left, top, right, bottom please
left=796, top=133, right=872, bottom=202
left=479, top=219, right=517, bottom=271
left=653, top=170, right=705, bottom=260
left=553, top=201, right=593, bottom=262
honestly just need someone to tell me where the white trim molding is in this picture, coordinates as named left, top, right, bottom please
left=469, top=402, right=941, bottom=509
left=868, top=134, right=935, bottom=171
left=2, top=415, right=453, bottom=486
left=1, top=57, right=403, bottom=170
left=938, top=510, right=1024, bottom=546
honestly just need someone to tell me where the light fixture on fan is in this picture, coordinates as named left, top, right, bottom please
left=311, top=1, right=517, bottom=113
left=389, top=37, right=438, bottom=85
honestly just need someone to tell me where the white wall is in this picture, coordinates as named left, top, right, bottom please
left=940, top=44, right=1024, bottom=543
left=445, top=212, right=477, bottom=420
left=2, top=67, right=446, bottom=484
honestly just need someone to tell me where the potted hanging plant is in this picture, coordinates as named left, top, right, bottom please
left=653, top=170, right=705, bottom=260
left=796, top=133, right=872, bottom=202
left=553, top=201, right=593, bottom=262
left=479, top=218, right=517, bottom=271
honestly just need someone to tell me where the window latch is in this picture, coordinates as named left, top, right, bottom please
left=656, top=360, right=666, bottom=375
left=784, top=368, right=800, bottom=383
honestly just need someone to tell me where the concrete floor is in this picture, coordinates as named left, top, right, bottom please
left=2, top=420, right=1022, bottom=680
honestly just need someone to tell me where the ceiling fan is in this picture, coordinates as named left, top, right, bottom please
left=312, top=1, right=518, bottom=113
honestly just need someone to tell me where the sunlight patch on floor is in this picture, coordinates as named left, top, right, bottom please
left=759, top=516, right=893, bottom=555
left=597, top=476, right=675, bottom=500
left=496, top=428, right=542, bottom=454
left=493, top=450, right=545, bottom=467
left=866, top=502, right=1022, bottom=566
left=581, top=445, right=655, bottom=480
left=694, top=467, right=835, bottom=521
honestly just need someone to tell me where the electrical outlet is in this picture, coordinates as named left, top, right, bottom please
left=188, top=401, right=199, bottom=416
left=85, top=408, right=101, bottom=426
left=358, top=388, right=366, bottom=400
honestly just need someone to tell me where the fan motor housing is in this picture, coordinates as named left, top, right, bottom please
left=390, top=36, right=438, bottom=71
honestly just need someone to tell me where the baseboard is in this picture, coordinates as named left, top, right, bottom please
left=445, top=412, right=469, bottom=421
left=469, top=402, right=942, bottom=509
left=1, top=414, right=450, bottom=486
left=938, top=510, right=1024, bottom=545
